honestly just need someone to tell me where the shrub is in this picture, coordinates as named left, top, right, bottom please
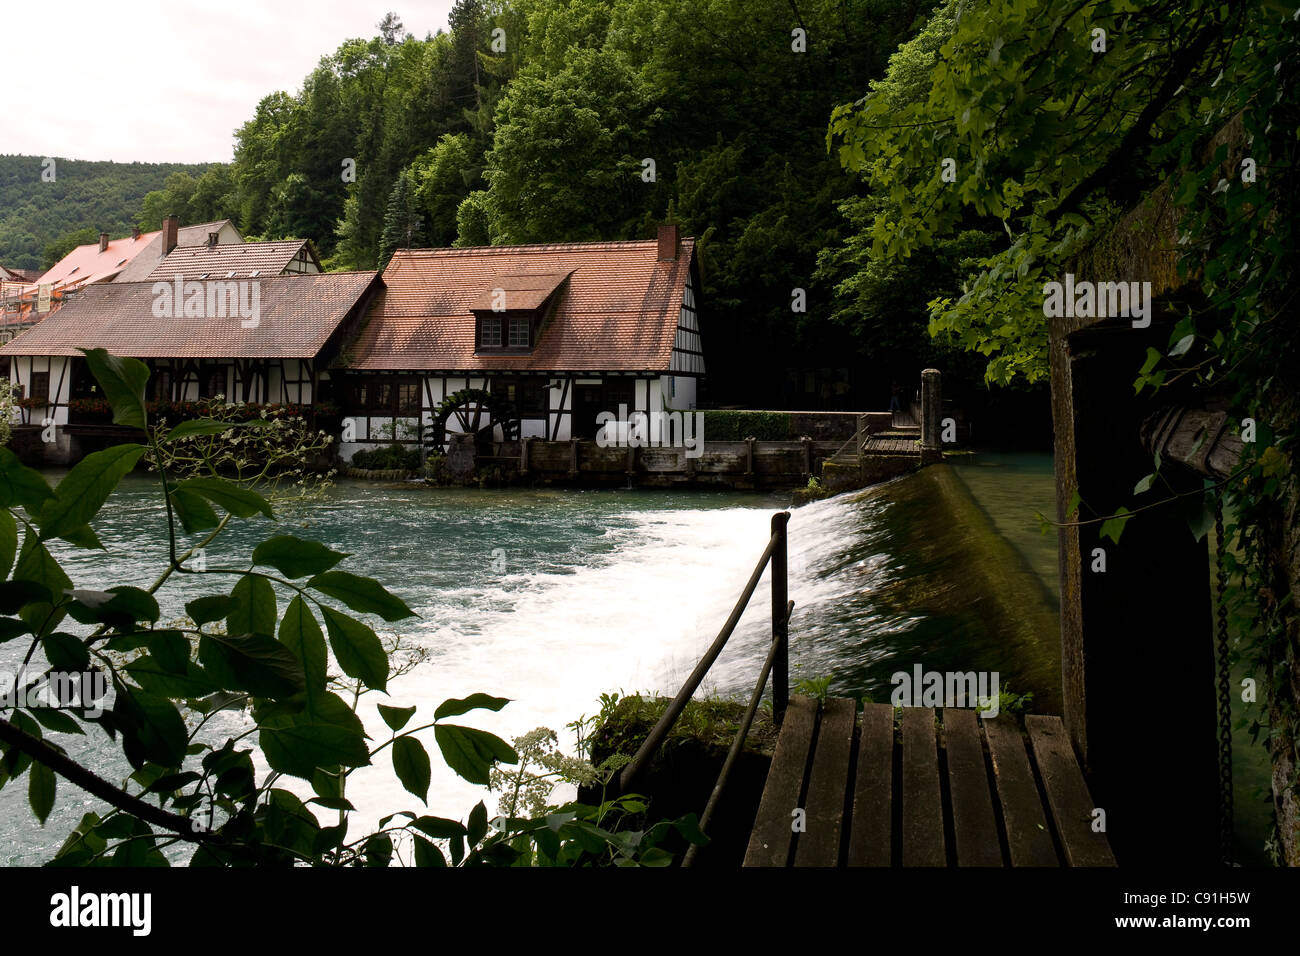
left=350, top=443, right=421, bottom=470
left=700, top=410, right=791, bottom=441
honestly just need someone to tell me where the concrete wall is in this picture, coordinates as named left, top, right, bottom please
left=518, top=438, right=841, bottom=489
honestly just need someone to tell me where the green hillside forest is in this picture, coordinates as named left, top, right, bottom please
left=0, top=155, right=214, bottom=271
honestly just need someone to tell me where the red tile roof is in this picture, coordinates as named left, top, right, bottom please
left=112, top=220, right=243, bottom=283
left=0, top=272, right=379, bottom=359
left=143, top=239, right=317, bottom=282
left=347, top=239, right=695, bottom=372
left=33, top=231, right=160, bottom=290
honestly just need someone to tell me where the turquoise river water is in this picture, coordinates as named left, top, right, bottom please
left=0, top=452, right=1270, bottom=865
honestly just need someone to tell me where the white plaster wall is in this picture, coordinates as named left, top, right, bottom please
left=10, top=356, right=71, bottom=427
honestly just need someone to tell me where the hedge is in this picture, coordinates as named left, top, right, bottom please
left=699, top=410, right=792, bottom=441
left=350, top=443, right=422, bottom=470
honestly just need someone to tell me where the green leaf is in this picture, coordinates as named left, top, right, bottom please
left=169, top=487, right=220, bottom=534
left=392, top=736, right=431, bottom=803
left=113, top=689, right=188, bottom=769
left=0, top=448, right=53, bottom=512
left=280, top=595, right=327, bottom=701
left=199, top=632, right=304, bottom=699
left=228, top=574, right=277, bottom=637
left=1133, top=473, right=1156, bottom=495
left=434, top=724, right=518, bottom=786
left=1, top=711, right=40, bottom=780
left=111, top=825, right=168, bottom=867
left=144, top=771, right=202, bottom=794
left=434, top=693, right=510, bottom=721
left=28, top=707, right=84, bottom=735
left=186, top=594, right=234, bottom=627
left=177, top=477, right=274, bottom=520
left=321, top=606, right=388, bottom=692
left=1139, top=347, right=1161, bottom=375
left=377, top=704, right=416, bottom=732
left=64, top=586, right=159, bottom=628
left=410, top=816, right=466, bottom=840
left=56, top=523, right=104, bottom=550
left=311, top=765, right=343, bottom=800
left=14, top=533, right=72, bottom=633
left=150, top=627, right=199, bottom=671
left=123, top=659, right=219, bottom=699
left=163, top=418, right=237, bottom=441
left=412, top=836, right=446, bottom=867
left=42, top=632, right=90, bottom=672
left=467, top=800, right=488, bottom=846
left=257, top=692, right=371, bottom=780
left=38, top=445, right=145, bottom=541
left=307, top=796, right=356, bottom=812
left=252, top=535, right=348, bottom=579
left=0, top=508, right=16, bottom=578
left=1184, top=498, right=1215, bottom=542
left=29, top=761, right=55, bottom=824
left=1098, top=507, right=1133, bottom=545
left=363, top=833, right=392, bottom=867
left=0, top=616, right=30, bottom=644
left=79, top=348, right=149, bottom=429
left=306, top=571, right=415, bottom=622
left=638, top=847, right=674, bottom=866
left=672, top=812, right=709, bottom=846
left=0, top=580, right=51, bottom=615
left=1168, top=333, right=1195, bottom=358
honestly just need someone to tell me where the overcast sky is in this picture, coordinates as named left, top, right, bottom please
left=5, top=0, right=456, bottom=164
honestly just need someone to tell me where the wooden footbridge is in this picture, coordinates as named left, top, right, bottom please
left=744, top=698, right=1114, bottom=867
left=615, top=512, right=1115, bottom=867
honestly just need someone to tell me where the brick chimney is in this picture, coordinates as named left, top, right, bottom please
left=98, top=232, right=109, bottom=253
left=657, top=223, right=680, bottom=262
left=161, top=215, right=179, bottom=256
left=131, top=226, right=141, bottom=241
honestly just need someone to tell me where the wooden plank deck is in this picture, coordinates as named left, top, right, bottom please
left=742, top=696, right=1116, bottom=867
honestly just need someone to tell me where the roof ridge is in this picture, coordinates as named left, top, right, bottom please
left=395, top=237, right=695, bottom=256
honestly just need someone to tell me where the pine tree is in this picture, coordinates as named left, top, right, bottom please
left=377, top=170, right=425, bottom=269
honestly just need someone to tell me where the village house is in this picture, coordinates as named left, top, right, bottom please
left=0, top=263, right=380, bottom=463
left=335, top=224, right=703, bottom=459
left=0, top=216, right=243, bottom=342
left=0, top=224, right=702, bottom=467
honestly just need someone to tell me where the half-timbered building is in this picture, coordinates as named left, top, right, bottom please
left=337, top=224, right=703, bottom=458
left=0, top=270, right=379, bottom=463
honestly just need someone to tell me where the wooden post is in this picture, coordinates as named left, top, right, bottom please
left=745, top=437, right=756, bottom=477
left=569, top=439, right=578, bottom=477
left=520, top=436, right=531, bottom=474
left=771, top=511, right=789, bottom=725
left=920, top=368, right=942, bottom=450
left=625, top=444, right=637, bottom=481
left=1050, top=312, right=1217, bottom=865
left=802, top=436, right=814, bottom=478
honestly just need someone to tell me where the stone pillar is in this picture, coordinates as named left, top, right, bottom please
left=446, top=433, right=476, bottom=479
left=920, top=369, right=942, bottom=450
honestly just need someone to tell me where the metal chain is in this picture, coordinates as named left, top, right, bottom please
left=1214, top=500, right=1235, bottom=866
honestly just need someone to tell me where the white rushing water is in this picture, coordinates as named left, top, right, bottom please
left=2, top=481, right=899, bottom=864
left=272, top=491, right=883, bottom=842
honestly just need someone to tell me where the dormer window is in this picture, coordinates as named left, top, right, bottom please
left=480, top=317, right=503, bottom=348
left=508, top=317, right=530, bottom=348
left=475, top=313, right=534, bottom=351
left=470, top=271, right=571, bottom=354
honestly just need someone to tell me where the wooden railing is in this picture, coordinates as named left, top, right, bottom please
left=613, top=511, right=794, bottom=866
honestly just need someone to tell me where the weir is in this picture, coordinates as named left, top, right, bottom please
left=613, top=504, right=1114, bottom=867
